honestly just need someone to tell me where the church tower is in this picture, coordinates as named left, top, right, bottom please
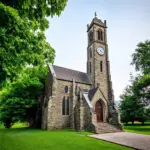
left=87, top=13, right=114, bottom=102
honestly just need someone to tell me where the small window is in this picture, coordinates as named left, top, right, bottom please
left=100, top=61, right=103, bottom=72
left=62, top=97, right=65, bottom=115
left=64, top=86, right=68, bottom=93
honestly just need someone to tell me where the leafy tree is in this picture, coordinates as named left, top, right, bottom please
left=0, top=0, right=68, bottom=128
left=120, top=40, right=150, bottom=124
left=131, top=40, right=150, bottom=75
left=0, top=66, right=47, bottom=128
left=119, top=93, right=146, bottom=124
left=132, top=74, right=150, bottom=105
left=145, top=108, right=150, bottom=120
left=0, top=3, right=55, bottom=87
left=1, top=0, right=68, bottom=31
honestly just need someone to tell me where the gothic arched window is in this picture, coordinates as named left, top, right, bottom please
left=89, top=31, right=93, bottom=43
left=100, top=61, right=103, bottom=72
left=89, top=62, right=91, bottom=73
left=66, top=97, right=69, bottom=115
left=90, top=49, right=92, bottom=58
left=97, top=30, right=103, bottom=41
left=62, top=96, right=65, bottom=115
left=62, top=96, right=70, bottom=115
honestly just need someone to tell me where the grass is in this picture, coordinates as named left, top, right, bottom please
left=0, top=123, right=132, bottom=150
left=124, top=121, right=150, bottom=135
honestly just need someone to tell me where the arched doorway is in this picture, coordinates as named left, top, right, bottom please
left=95, top=101, right=103, bottom=122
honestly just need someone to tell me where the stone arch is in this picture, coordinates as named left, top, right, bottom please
left=97, top=29, right=103, bottom=41
left=92, top=97, right=108, bottom=123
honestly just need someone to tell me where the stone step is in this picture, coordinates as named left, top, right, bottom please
left=94, top=122, right=122, bottom=134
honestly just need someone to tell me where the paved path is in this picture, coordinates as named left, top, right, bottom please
left=89, top=132, right=150, bottom=150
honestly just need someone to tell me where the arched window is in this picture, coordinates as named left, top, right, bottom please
left=66, top=97, right=69, bottom=115
left=100, top=61, right=103, bottom=72
left=89, top=62, right=91, bottom=73
left=89, top=31, right=93, bottom=43
left=90, top=49, right=92, bottom=58
left=97, top=30, right=103, bottom=41
left=62, top=97, right=65, bottom=115
left=62, top=96, right=70, bottom=115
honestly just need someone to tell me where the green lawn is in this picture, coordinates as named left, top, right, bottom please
left=124, top=121, right=150, bottom=135
left=0, top=124, right=132, bottom=150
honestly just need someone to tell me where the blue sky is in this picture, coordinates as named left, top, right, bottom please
left=46, top=0, right=150, bottom=100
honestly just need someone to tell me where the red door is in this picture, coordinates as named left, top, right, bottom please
left=95, top=101, right=103, bottom=122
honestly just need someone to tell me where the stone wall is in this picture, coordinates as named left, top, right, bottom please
left=46, top=78, right=91, bottom=130
left=79, top=96, right=92, bottom=130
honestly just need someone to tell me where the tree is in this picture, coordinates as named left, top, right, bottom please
left=0, top=66, right=47, bottom=128
left=131, top=40, right=150, bottom=75
left=132, top=74, right=150, bottom=106
left=0, top=0, right=68, bottom=128
left=119, top=89, right=147, bottom=124
left=0, top=3, right=55, bottom=87
left=145, top=108, right=150, bottom=120
left=1, top=0, right=68, bottom=31
left=120, top=40, right=150, bottom=124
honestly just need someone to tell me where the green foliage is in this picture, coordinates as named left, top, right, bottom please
left=133, top=74, right=150, bottom=105
left=146, top=109, right=150, bottom=120
left=0, top=66, right=47, bottom=128
left=119, top=95, right=147, bottom=124
left=0, top=0, right=68, bottom=128
left=1, top=0, right=68, bottom=31
left=0, top=3, right=55, bottom=87
left=131, top=40, right=150, bottom=74
left=120, top=40, right=150, bottom=124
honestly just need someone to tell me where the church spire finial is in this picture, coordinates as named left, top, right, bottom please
left=95, top=12, right=97, bottom=17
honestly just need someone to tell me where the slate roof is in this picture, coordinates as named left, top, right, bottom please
left=52, top=65, right=92, bottom=85
left=88, top=87, right=98, bottom=101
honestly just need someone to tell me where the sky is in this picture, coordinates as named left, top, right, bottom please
left=46, top=0, right=150, bottom=100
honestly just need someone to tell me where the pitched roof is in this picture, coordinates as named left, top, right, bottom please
left=92, top=17, right=105, bottom=25
left=88, top=87, right=98, bottom=101
left=52, top=65, right=92, bottom=85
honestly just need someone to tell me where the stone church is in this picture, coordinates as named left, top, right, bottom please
left=42, top=14, right=122, bottom=133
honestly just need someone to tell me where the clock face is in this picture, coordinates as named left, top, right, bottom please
left=97, top=47, right=104, bottom=55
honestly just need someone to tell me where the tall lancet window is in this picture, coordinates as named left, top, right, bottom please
left=62, top=96, right=70, bottom=115
left=89, top=31, right=93, bottom=43
left=62, top=96, right=65, bottom=115
left=89, top=62, right=91, bottom=73
left=90, top=49, right=92, bottom=58
left=97, top=30, right=103, bottom=41
left=100, top=61, right=103, bottom=72
left=66, top=97, right=69, bottom=115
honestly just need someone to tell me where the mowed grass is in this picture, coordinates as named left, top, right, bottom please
left=0, top=123, right=132, bottom=150
left=124, top=121, right=150, bottom=135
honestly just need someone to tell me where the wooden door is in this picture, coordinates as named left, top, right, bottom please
left=95, top=101, right=103, bottom=122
